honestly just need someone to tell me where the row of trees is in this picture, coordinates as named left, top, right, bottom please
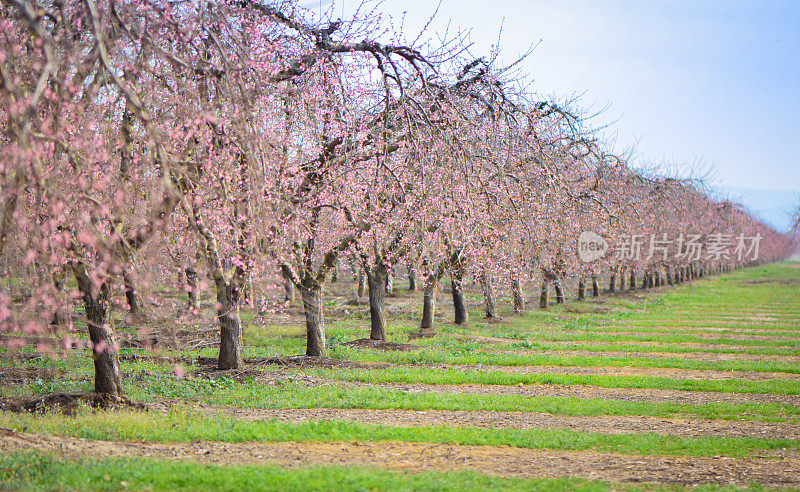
left=1, top=0, right=795, bottom=396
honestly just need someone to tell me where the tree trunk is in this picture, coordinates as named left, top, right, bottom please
left=216, top=280, right=243, bottom=370
left=301, top=283, right=325, bottom=356
left=368, top=267, right=388, bottom=340
left=511, top=276, right=525, bottom=315
left=385, top=269, right=394, bottom=294
left=282, top=270, right=295, bottom=306
left=357, top=270, right=366, bottom=297
left=608, top=273, right=616, bottom=293
left=186, top=267, right=200, bottom=312
left=577, top=279, right=586, bottom=300
left=554, top=281, right=564, bottom=304
left=451, top=275, right=469, bottom=324
left=420, top=279, right=437, bottom=330
left=666, top=269, right=673, bottom=285
left=619, top=269, right=626, bottom=290
left=122, top=269, right=140, bottom=316
left=51, top=270, right=69, bottom=326
left=408, top=266, right=418, bottom=292
left=480, top=272, right=497, bottom=318
left=629, top=270, right=636, bottom=291
left=539, top=280, right=549, bottom=308
left=648, top=272, right=655, bottom=288
left=72, top=264, right=123, bottom=397
left=591, top=275, right=599, bottom=297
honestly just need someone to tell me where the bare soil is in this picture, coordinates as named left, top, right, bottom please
left=528, top=339, right=786, bottom=351
left=430, top=363, right=800, bottom=381
left=0, top=393, right=146, bottom=415
left=342, top=338, right=422, bottom=351
left=0, top=366, right=65, bottom=385
left=506, top=348, right=800, bottom=364
left=343, top=380, right=800, bottom=407
left=1, top=431, right=798, bottom=487
left=160, top=403, right=800, bottom=440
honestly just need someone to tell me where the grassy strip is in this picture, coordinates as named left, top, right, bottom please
left=599, top=320, right=800, bottom=329
left=7, top=373, right=799, bottom=423
left=507, top=332, right=800, bottom=348
left=0, top=451, right=609, bottom=492
left=548, top=324, right=800, bottom=336
left=329, top=345, right=800, bottom=374
left=313, top=366, right=800, bottom=395
left=519, top=342, right=800, bottom=358
left=121, top=375, right=800, bottom=422
left=3, top=409, right=800, bottom=458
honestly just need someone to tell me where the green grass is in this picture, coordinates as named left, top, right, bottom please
left=329, top=344, right=800, bottom=374
left=3, top=409, right=799, bottom=458
left=119, top=374, right=800, bottom=423
left=312, top=365, right=800, bottom=394
left=0, top=451, right=612, bottom=492
left=2, top=262, right=800, bottom=489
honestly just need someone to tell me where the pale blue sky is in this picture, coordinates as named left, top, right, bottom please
left=306, top=1, right=800, bottom=230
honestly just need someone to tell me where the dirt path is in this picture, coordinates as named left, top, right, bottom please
left=600, top=331, right=800, bottom=342
left=433, top=363, right=800, bottom=381
left=345, top=380, right=800, bottom=406
left=2, top=432, right=797, bottom=487
left=494, top=347, right=800, bottom=364
left=524, top=339, right=790, bottom=351
left=166, top=404, right=800, bottom=440
left=616, top=322, right=800, bottom=331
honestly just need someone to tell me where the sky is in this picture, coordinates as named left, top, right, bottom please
left=304, top=1, right=800, bottom=231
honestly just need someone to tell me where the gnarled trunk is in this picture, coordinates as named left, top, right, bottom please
left=186, top=267, right=200, bottom=312
left=511, top=276, right=525, bottom=315
left=480, top=272, right=497, bottom=318
left=451, top=275, right=469, bottom=324
left=619, top=269, right=626, bottom=290
left=577, top=279, right=586, bottom=300
left=420, top=279, right=437, bottom=330
left=539, top=280, right=549, bottom=308
left=216, top=280, right=243, bottom=370
left=72, top=263, right=123, bottom=397
left=591, top=275, right=599, bottom=297
left=648, top=271, right=655, bottom=288
left=301, top=283, right=325, bottom=356
left=368, top=266, right=388, bottom=340
left=357, top=270, right=366, bottom=297
left=282, top=270, right=295, bottom=306
left=385, top=269, right=394, bottom=294
left=608, top=273, right=616, bottom=293
left=408, top=266, right=418, bottom=292
left=629, top=269, right=636, bottom=291
left=123, top=269, right=140, bottom=316
left=554, top=281, right=564, bottom=304
left=51, top=270, right=69, bottom=326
